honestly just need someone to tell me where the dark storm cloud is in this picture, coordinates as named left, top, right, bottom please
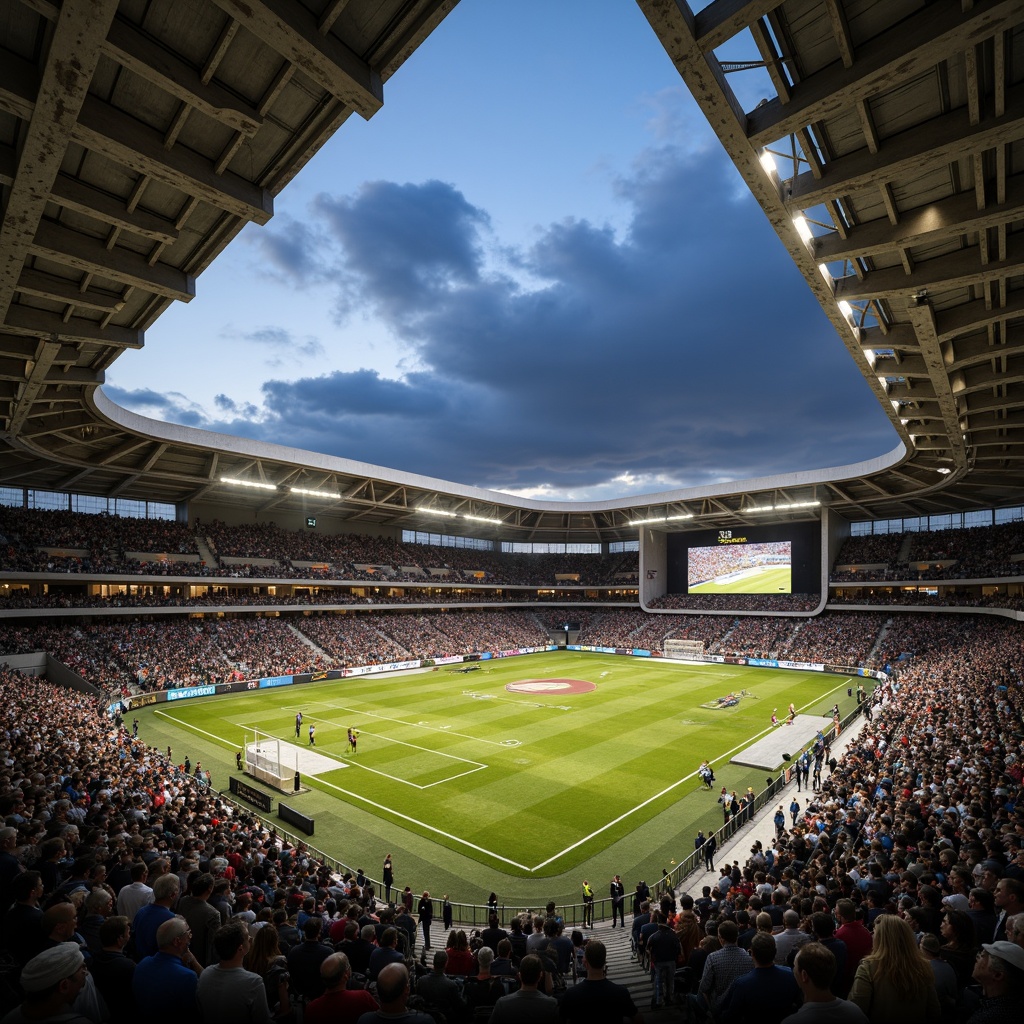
left=250, top=217, right=329, bottom=284
left=313, top=180, right=489, bottom=322
left=126, top=143, right=896, bottom=495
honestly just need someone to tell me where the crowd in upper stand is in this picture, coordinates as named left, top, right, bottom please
left=1, top=508, right=638, bottom=587
left=831, top=522, right=1024, bottom=581
left=1, top=606, right=1023, bottom=1023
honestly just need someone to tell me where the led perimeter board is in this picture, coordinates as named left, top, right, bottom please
left=666, top=522, right=820, bottom=595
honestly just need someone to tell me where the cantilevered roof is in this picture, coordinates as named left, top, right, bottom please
left=2, top=1, right=1024, bottom=542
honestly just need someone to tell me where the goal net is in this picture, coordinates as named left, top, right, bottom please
left=244, top=728, right=294, bottom=791
left=664, top=638, right=706, bottom=661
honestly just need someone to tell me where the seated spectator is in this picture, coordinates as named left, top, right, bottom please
left=444, top=929, right=474, bottom=976
left=782, top=942, right=868, bottom=1023
left=414, top=949, right=465, bottom=1022
left=968, top=941, right=1024, bottom=1022
left=488, top=952, right=555, bottom=1023
left=303, top=952, right=377, bottom=1024
left=285, top=918, right=333, bottom=1002
left=718, top=931, right=801, bottom=1024
left=132, top=916, right=202, bottom=1023
left=195, top=920, right=270, bottom=1023
left=355, top=962, right=433, bottom=1024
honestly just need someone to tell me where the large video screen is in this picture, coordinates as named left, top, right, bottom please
left=666, top=523, right=820, bottom=595
left=688, top=540, right=791, bottom=594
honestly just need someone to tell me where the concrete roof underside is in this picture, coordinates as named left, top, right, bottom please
left=2, top=0, right=1024, bottom=544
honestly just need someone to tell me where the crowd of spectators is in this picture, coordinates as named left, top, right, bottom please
left=0, top=611, right=906, bottom=702
left=2, top=606, right=1024, bottom=1020
left=0, top=586, right=634, bottom=615
left=651, top=593, right=821, bottom=612
left=832, top=522, right=1024, bottom=582
left=829, top=589, right=1024, bottom=611
left=3, top=507, right=640, bottom=590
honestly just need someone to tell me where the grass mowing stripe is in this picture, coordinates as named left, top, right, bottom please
left=138, top=654, right=866, bottom=883
left=313, top=774, right=531, bottom=871
left=155, top=709, right=245, bottom=749
left=529, top=707, right=789, bottom=870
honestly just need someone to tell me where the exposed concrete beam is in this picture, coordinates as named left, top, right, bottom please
left=0, top=147, right=178, bottom=245
left=3, top=306, right=143, bottom=348
left=208, top=0, right=383, bottom=119
left=73, top=96, right=273, bottom=225
left=787, top=81, right=1024, bottom=210
left=934, top=289, right=1024, bottom=342
left=748, top=0, right=1021, bottom=146
left=834, top=230, right=1024, bottom=300
left=9, top=339, right=61, bottom=434
left=102, top=16, right=263, bottom=136
left=693, top=0, right=781, bottom=51
left=813, top=171, right=1024, bottom=263
left=0, top=0, right=119, bottom=327
left=15, top=269, right=125, bottom=313
left=0, top=55, right=273, bottom=225
left=30, top=220, right=194, bottom=303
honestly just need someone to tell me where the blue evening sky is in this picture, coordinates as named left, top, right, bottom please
left=104, top=0, right=895, bottom=501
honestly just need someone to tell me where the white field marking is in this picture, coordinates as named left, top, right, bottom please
left=246, top=716, right=490, bottom=790
left=320, top=753, right=488, bottom=791
left=528, top=674, right=858, bottom=872
left=326, top=728, right=486, bottom=768
left=154, top=710, right=244, bottom=749
left=302, top=703, right=511, bottom=748
left=464, top=690, right=570, bottom=711
left=313, top=774, right=530, bottom=871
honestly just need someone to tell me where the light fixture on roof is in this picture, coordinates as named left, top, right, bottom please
left=793, top=216, right=813, bottom=243
left=936, top=467, right=952, bottom=475
left=629, top=516, right=667, bottom=526
left=666, top=513, right=694, bottom=521
left=418, top=507, right=458, bottom=517
left=220, top=476, right=276, bottom=491
left=464, top=514, right=502, bottom=525
left=290, top=486, right=340, bottom=499
left=748, top=500, right=821, bottom=513
left=759, top=150, right=777, bottom=176
left=818, top=263, right=832, bottom=283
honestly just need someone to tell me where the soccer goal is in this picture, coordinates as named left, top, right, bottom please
left=243, top=728, right=296, bottom=793
left=664, top=638, right=706, bottom=660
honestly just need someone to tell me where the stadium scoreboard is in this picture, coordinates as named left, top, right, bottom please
left=665, top=522, right=820, bottom=595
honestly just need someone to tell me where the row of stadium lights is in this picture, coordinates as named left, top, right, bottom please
left=218, top=478, right=507, bottom=522
left=219, top=477, right=822, bottom=525
left=630, top=500, right=820, bottom=526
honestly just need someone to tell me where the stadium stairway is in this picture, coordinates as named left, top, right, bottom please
left=287, top=623, right=333, bottom=661
left=571, top=917, right=684, bottom=1020
left=194, top=533, right=219, bottom=568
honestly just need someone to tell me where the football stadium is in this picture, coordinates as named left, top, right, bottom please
left=2, top=2, right=1024, bottom=1019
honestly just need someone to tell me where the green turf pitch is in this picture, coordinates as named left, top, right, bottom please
left=136, top=652, right=855, bottom=898
left=689, top=566, right=791, bottom=593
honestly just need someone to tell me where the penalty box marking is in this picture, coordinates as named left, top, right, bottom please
left=297, top=701, right=515, bottom=749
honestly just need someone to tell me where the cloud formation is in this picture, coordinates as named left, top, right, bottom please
left=113, top=141, right=895, bottom=500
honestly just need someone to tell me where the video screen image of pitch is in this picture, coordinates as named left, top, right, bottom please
left=687, top=540, right=792, bottom=594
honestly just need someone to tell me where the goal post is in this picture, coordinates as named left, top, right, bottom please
left=664, top=638, right=706, bottom=660
left=244, top=728, right=295, bottom=792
